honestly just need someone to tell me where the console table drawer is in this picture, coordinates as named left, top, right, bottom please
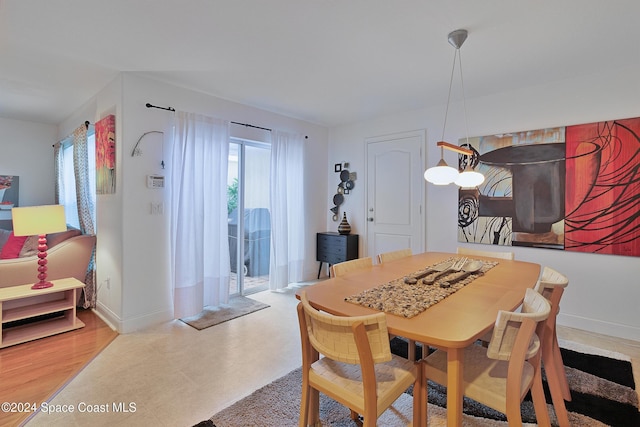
left=317, top=237, right=348, bottom=256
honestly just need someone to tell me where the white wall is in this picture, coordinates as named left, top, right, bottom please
left=0, top=117, right=58, bottom=207
left=329, top=64, right=640, bottom=342
left=59, top=73, right=329, bottom=333
left=58, top=76, right=125, bottom=330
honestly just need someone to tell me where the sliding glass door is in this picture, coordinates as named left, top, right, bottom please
left=227, top=139, right=271, bottom=295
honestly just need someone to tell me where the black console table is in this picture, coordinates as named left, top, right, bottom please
left=316, top=232, right=359, bottom=278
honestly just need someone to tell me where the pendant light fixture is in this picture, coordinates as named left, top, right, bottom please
left=424, top=29, right=485, bottom=188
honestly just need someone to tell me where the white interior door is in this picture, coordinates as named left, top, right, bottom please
left=366, top=131, right=425, bottom=262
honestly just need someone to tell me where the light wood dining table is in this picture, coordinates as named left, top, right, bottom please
left=297, top=251, right=541, bottom=427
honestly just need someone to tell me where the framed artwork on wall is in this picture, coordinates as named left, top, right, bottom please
left=0, top=175, right=19, bottom=229
left=458, top=116, right=640, bottom=257
left=96, top=114, right=116, bottom=194
left=0, top=175, right=18, bottom=206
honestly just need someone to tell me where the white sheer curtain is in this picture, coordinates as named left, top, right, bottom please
left=170, top=111, right=231, bottom=318
left=269, top=130, right=306, bottom=290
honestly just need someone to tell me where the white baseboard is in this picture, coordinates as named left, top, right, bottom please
left=558, top=312, right=640, bottom=343
left=95, top=301, right=173, bottom=334
left=94, top=301, right=120, bottom=332
left=91, top=305, right=117, bottom=331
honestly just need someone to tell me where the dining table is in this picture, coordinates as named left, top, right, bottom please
left=296, top=251, right=541, bottom=427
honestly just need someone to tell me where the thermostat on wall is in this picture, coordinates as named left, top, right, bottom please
left=147, top=175, right=165, bottom=189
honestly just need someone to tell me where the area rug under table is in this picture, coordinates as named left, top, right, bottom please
left=198, top=339, right=638, bottom=427
left=180, top=296, right=269, bottom=330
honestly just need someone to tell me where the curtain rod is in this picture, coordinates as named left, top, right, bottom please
left=146, top=103, right=308, bottom=139
left=146, top=103, right=175, bottom=112
left=231, top=121, right=309, bottom=139
left=52, top=121, right=90, bottom=147
left=231, top=121, right=272, bottom=132
left=231, top=122, right=309, bottom=139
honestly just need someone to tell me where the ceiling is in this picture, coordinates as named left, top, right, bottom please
left=2, top=1, right=639, bottom=127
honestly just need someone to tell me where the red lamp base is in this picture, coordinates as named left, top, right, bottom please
left=31, top=234, right=54, bottom=290
left=31, top=281, right=54, bottom=290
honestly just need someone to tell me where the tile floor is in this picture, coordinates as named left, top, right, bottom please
left=24, top=283, right=639, bottom=427
left=228, top=272, right=269, bottom=295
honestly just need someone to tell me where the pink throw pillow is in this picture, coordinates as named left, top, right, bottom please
left=0, top=232, right=29, bottom=259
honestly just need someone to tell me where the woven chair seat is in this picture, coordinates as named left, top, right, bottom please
left=422, top=288, right=552, bottom=426
left=424, top=345, right=534, bottom=414
left=310, top=355, right=417, bottom=417
left=298, top=290, right=422, bottom=426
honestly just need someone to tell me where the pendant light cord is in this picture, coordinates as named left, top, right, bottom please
left=440, top=48, right=459, bottom=143
left=458, top=49, right=470, bottom=148
left=441, top=46, right=471, bottom=164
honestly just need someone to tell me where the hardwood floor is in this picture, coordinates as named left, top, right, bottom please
left=0, top=309, right=118, bottom=427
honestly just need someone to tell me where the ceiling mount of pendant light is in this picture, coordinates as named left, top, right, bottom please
left=424, top=29, right=485, bottom=188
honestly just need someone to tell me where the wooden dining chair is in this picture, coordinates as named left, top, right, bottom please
left=457, top=246, right=515, bottom=260
left=377, top=248, right=412, bottom=264
left=377, top=248, right=420, bottom=361
left=330, top=256, right=373, bottom=277
left=297, top=291, right=422, bottom=427
left=423, top=288, right=552, bottom=427
left=534, top=266, right=571, bottom=427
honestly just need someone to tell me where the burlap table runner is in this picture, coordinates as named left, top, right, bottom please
left=344, top=258, right=498, bottom=318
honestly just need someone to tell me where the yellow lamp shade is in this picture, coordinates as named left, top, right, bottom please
left=11, top=205, right=67, bottom=236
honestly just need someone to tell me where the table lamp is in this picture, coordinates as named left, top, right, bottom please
left=12, top=205, right=67, bottom=289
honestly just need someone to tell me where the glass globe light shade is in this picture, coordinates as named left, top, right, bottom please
left=424, top=158, right=460, bottom=185
left=454, top=168, right=485, bottom=188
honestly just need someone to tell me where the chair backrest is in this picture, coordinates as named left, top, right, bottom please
left=298, top=291, right=392, bottom=365
left=457, top=247, right=515, bottom=260
left=330, top=256, right=373, bottom=277
left=534, top=266, right=568, bottom=300
left=377, top=248, right=412, bottom=264
left=487, top=288, right=550, bottom=361
left=534, top=266, right=568, bottom=342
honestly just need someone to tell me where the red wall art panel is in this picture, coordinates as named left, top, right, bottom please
left=565, top=118, right=640, bottom=256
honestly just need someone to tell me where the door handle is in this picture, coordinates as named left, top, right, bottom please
left=367, top=217, right=374, bottom=222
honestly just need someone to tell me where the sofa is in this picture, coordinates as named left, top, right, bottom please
left=0, top=229, right=96, bottom=308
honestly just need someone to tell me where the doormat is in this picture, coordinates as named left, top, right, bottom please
left=180, top=296, right=270, bottom=330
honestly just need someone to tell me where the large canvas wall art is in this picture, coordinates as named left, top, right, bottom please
left=96, top=114, right=116, bottom=194
left=457, top=116, right=640, bottom=257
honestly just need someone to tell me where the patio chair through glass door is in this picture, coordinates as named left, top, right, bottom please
left=227, top=139, right=271, bottom=295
